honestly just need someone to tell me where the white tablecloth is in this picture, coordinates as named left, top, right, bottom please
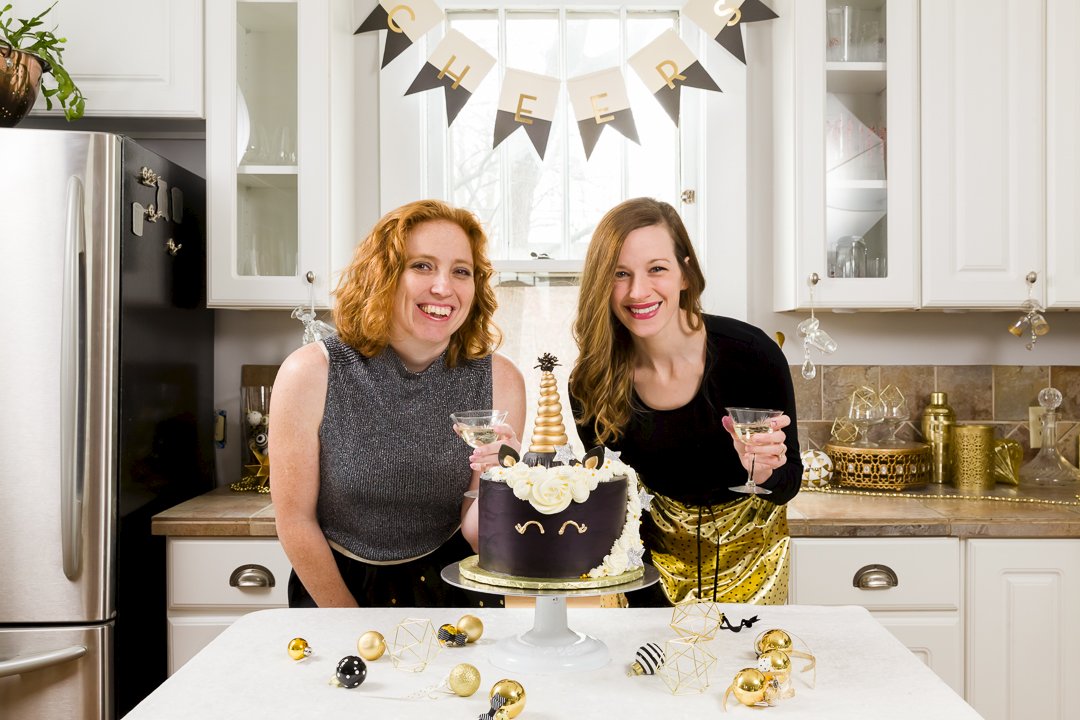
left=125, top=604, right=982, bottom=719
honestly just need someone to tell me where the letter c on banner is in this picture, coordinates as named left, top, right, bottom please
left=386, top=4, right=416, bottom=33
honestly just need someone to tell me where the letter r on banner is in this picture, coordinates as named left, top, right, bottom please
left=656, top=59, right=687, bottom=90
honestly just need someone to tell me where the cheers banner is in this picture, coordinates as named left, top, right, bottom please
left=360, top=0, right=777, bottom=157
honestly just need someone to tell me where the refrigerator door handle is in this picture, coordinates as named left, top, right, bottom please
left=0, top=645, right=88, bottom=679
left=60, top=176, right=87, bottom=581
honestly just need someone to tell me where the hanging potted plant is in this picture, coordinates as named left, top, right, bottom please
left=0, top=1, right=85, bottom=126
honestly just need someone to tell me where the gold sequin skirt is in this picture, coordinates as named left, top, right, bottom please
left=644, top=489, right=790, bottom=605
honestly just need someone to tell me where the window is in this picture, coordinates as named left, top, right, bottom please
left=379, top=3, right=703, bottom=272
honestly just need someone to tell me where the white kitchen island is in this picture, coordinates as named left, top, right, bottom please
left=123, top=604, right=982, bottom=719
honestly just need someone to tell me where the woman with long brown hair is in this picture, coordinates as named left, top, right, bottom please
left=271, top=199, right=525, bottom=607
left=569, top=197, right=801, bottom=606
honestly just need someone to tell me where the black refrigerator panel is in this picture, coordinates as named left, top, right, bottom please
left=115, top=139, right=214, bottom=716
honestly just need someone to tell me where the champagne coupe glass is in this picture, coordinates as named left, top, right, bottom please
left=848, top=386, right=884, bottom=447
left=879, top=384, right=908, bottom=443
left=726, top=407, right=785, bottom=495
left=450, top=409, right=508, bottom=449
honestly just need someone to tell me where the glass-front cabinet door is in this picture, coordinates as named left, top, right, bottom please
left=207, top=0, right=353, bottom=309
left=773, top=0, right=917, bottom=311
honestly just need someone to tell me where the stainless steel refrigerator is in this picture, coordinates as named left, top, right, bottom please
left=0, top=129, right=215, bottom=718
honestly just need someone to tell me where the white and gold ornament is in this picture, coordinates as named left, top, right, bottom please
left=800, top=449, right=833, bottom=488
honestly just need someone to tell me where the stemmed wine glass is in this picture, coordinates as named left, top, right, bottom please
left=450, top=409, right=508, bottom=449
left=450, top=409, right=507, bottom=499
left=726, top=407, right=785, bottom=495
left=878, top=384, right=908, bottom=443
left=848, top=386, right=885, bottom=447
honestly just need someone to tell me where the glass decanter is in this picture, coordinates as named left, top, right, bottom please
left=1018, top=388, right=1080, bottom=486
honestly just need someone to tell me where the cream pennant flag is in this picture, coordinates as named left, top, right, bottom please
left=405, top=29, right=496, bottom=126
left=493, top=69, right=560, bottom=159
left=354, top=0, right=445, bottom=68
left=682, top=0, right=779, bottom=65
left=628, top=29, right=721, bottom=126
left=567, top=67, right=639, bottom=160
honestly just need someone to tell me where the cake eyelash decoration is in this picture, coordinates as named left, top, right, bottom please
left=557, top=520, right=587, bottom=535
left=514, top=521, right=544, bottom=535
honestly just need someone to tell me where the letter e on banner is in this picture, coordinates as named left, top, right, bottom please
left=514, top=94, right=537, bottom=124
left=590, top=93, right=614, bottom=124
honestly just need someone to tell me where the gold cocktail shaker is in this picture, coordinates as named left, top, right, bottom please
left=921, top=391, right=956, bottom=484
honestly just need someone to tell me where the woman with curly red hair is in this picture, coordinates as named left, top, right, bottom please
left=271, top=199, right=525, bottom=607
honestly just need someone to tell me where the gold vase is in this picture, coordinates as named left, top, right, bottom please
left=951, top=424, right=995, bottom=492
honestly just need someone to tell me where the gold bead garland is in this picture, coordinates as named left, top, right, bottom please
left=802, top=485, right=1080, bottom=506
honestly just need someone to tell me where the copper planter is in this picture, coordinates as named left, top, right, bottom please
left=0, top=45, right=46, bottom=127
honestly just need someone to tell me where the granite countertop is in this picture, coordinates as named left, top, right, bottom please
left=151, top=485, right=1080, bottom=539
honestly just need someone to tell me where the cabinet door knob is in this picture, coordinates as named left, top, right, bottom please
left=852, top=563, right=898, bottom=590
left=229, top=564, right=276, bottom=588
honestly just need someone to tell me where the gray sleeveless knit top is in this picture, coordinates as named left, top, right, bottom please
left=317, top=335, right=492, bottom=562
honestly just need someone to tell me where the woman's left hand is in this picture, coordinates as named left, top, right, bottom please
left=466, top=423, right=520, bottom=473
left=721, top=413, right=791, bottom=485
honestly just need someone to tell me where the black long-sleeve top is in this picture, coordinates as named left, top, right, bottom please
left=570, top=314, right=802, bottom=507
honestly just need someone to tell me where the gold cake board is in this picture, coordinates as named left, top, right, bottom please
left=457, top=555, right=644, bottom=591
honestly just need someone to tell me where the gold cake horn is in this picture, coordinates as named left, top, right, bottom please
left=529, top=353, right=568, bottom=453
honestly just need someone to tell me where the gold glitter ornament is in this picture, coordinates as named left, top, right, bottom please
left=489, top=679, right=526, bottom=719
left=447, top=663, right=481, bottom=697
left=357, top=630, right=386, bottom=661
left=287, top=637, right=312, bottom=661
left=457, top=614, right=484, bottom=642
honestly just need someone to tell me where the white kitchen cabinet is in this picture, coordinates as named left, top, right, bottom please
left=965, top=539, right=1080, bottom=720
left=790, top=537, right=964, bottom=694
left=1045, top=0, right=1080, bottom=307
left=166, top=537, right=293, bottom=674
left=25, top=0, right=203, bottom=118
left=205, top=0, right=355, bottom=309
left=772, top=0, right=919, bottom=311
left=921, top=0, right=1080, bottom=310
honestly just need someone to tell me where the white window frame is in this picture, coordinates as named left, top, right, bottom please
left=377, top=0, right=747, bottom=316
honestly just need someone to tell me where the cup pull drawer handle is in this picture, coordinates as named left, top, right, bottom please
left=852, top=564, right=898, bottom=590
left=229, top=564, right=276, bottom=588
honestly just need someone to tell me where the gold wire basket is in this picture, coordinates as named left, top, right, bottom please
left=824, top=442, right=932, bottom=491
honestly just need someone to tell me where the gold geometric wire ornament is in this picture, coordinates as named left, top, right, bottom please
left=829, top=417, right=859, bottom=444
left=657, top=636, right=716, bottom=695
left=389, top=618, right=441, bottom=672
left=669, top=599, right=725, bottom=641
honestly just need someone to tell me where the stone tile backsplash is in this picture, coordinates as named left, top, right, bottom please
left=792, top=365, right=1080, bottom=466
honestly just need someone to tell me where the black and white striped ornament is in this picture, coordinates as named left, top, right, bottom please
left=627, top=642, right=665, bottom=676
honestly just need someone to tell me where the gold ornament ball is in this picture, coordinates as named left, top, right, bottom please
left=489, top=679, right=526, bottom=719
left=457, top=614, right=484, bottom=643
left=493, top=710, right=511, bottom=720
left=732, top=668, right=768, bottom=706
left=448, top=663, right=481, bottom=697
left=755, top=628, right=794, bottom=655
left=357, top=630, right=386, bottom=661
left=757, top=648, right=792, bottom=679
left=287, top=637, right=312, bottom=661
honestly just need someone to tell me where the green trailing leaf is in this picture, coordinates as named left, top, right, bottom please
left=0, top=1, right=85, bottom=120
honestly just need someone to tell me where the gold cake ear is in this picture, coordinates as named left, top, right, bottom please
left=498, top=445, right=520, bottom=467
left=582, top=446, right=605, bottom=470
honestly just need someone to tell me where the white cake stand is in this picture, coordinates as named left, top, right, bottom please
left=441, top=561, right=660, bottom=674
